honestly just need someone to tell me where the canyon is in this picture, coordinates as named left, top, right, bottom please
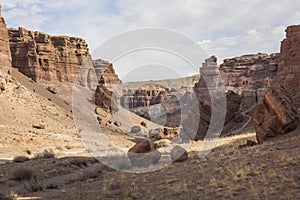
left=0, top=3, right=299, bottom=200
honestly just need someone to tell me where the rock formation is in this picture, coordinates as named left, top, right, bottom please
left=94, top=61, right=121, bottom=113
left=254, top=25, right=300, bottom=143
left=170, top=146, right=188, bottom=163
left=93, top=59, right=121, bottom=86
left=0, top=5, right=12, bottom=93
left=220, top=53, right=279, bottom=110
left=120, top=84, right=171, bottom=109
left=184, top=56, right=242, bottom=140
left=8, top=27, right=90, bottom=83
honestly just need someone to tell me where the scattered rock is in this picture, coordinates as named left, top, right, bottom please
left=0, top=77, right=7, bottom=91
left=238, top=140, right=257, bottom=148
left=170, top=146, right=188, bottom=163
left=95, top=107, right=107, bottom=117
left=46, top=86, right=57, bottom=94
left=32, top=124, right=45, bottom=129
left=114, top=121, right=121, bottom=127
left=162, top=127, right=179, bottom=138
left=140, top=121, right=147, bottom=127
left=148, top=128, right=161, bottom=141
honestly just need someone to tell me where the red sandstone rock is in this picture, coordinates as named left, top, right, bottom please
left=220, top=53, right=279, bottom=110
left=127, top=139, right=161, bottom=167
left=185, top=56, right=242, bottom=140
left=253, top=25, right=300, bottom=143
left=0, top=5, right=12, bottom=76
left=254, top=86, right=297, bottom=143
left=9, top=27, right=90, bottom=83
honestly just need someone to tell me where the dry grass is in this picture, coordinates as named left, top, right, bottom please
left=0, top=130, right=298, bottom=199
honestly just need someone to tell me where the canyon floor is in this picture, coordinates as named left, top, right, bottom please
left=0, top=128, right=299, bottom=200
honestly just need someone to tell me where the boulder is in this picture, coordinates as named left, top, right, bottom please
left=254, top=86, right=297, bottom=143
left=95, top=107, right=107, bottom=117
left=131, top=126, right=142, bottom=133
left=114, top=121, right=121, bottom=127
left=170, top=146, right=188, bottom=162
left=127, top=139, right=161, bottom=167
left=140, top=121, right=147, bottom=127
left=148, top=128, right=162, bottom=141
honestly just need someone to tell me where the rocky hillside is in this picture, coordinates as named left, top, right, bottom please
left=0, top=6, right=85, bottom=158
left=254, top=25, right=300, bottom=143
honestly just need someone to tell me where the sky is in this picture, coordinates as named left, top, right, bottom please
left=1, top=0, right=300, bottom=81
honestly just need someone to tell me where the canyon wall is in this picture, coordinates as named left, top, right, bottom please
left=0, top=5, right=12, bottom=92
left=220, top=53, right=279, bottom=110
left=8, top=27, right=90, bottom=83
left=254, top=25, right=300, bottom=143
left=120, top=85, right=171, bottom=109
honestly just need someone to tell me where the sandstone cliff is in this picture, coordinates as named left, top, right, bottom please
left=8, top=27, right=90, bottom=83
left=254, top=25, right=300, bottom=143
left=120, top=84, right=171, bottom=109
left=220, top=53, right=279, bottom=110
left=0, top=5, right=12, bottom=92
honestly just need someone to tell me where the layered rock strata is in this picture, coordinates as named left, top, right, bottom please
left=254, top=25, right=300, bottom=143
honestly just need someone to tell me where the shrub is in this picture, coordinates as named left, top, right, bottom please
left=80, top=169, right=102, bottom=181
left=13, top=156, right=29, bottom=163
left=70, top=158, right=88, bottom=168
left=12, top=168, right=34, bottom=181
left=35, top=150, right=55, bottom=159
left=24, top=173, right=44, bottom=192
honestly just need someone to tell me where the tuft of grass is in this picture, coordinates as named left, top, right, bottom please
left=0, top=191, right=19, bottom=200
